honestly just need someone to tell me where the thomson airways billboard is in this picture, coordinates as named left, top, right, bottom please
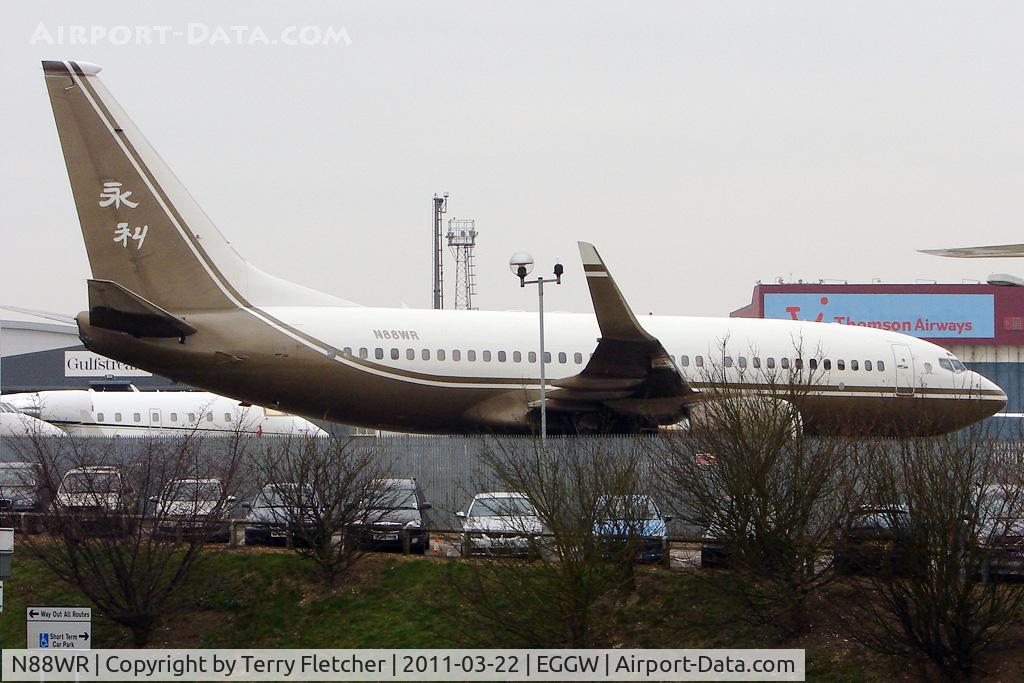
left=763, top=293, right=995, bottom=339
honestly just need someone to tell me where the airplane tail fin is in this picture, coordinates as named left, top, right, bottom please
left=42, top=60, right=354, bottom=312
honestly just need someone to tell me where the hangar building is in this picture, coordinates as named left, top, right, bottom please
left=732, top=282, right=1024, bottom=414
left=0, top=305, right=183, bottom=392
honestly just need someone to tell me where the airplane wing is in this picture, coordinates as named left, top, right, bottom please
left=543, top=243, right=696, bottom=427
left=920, top=244, right=1024, bottom=258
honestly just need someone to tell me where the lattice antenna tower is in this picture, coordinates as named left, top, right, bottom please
left=447, top=218, right=478, bottom=310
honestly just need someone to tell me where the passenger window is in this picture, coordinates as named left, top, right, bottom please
left=115, top=412, right=122, bottom=422
left=206, top=412, right=213, bottom=422
left=836, top=360, right=844, bottom=371
left=738, top=356, right=747, bottom=369
left=404, top=348, right=413, bottom=360
left=391, top=348, right=400, bottom=360
left=187, top=413, right=195, bottom=423
left=134, top=412, right=141, bottom=423
left=851, top=360, right=859, bottom=371
left=422, top=349, right=430, bottom=360
left=809, top=359, right=818, bottom=370
left=151, top=411, right=159, bottom=422
left=483, top=351, right=492, bottom=362
left=767, top=357, right=775, bottom=369
left=528, top=351, right=537, bottom=363
left=795, top=359, right=803, bottom=370
left=823, top=359, right=831, bottom=370
left=877, top=361, right=885, bottom=371
left=574, top=352, right=583, bottom=364
left=724, top=356, right=733, bottom=368
left=225, top=413, right=232, bottom=422
left=513, top=351, right=522, bottom=362
left=375, top=348, right=384, bottom=360
left=752, top=357, right=761, bottom=369
left=498, top=351, right=507, bottom=362
left=453, top=350, right=461, bottom=361
left=695, top=356, right=704, bottom=367
left=343, top=347, right=352, bottom=355
left=170, top=413, right=177, bottom=422
left=865, top=360, right=872, bottom=371
left=437, top=349, right=446, bottom=361
left=558, top=352, right=567, bottom=363
left=97, top=412, right=105, bottom=422
left=468, top=350, right=477, bottom=361
left=359, top=347, right=368, bottom=359
left=781, top=358, right=790, bottom=369
left=681, top=355, right=689, bottom=367
left=543, top=352, right=552, bottom=363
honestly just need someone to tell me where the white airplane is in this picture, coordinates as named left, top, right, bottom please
left=0, top=401, right=65, bottom=438
left=38, top=60, right=1006, bottom=436
left=3, top=389, right=327, bottom=438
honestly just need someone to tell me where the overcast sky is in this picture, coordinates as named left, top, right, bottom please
left=3, top=1, right=1024, bottom=318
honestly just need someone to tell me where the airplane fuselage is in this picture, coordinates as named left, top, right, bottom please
left=77, top=306, right=1006, bottom=435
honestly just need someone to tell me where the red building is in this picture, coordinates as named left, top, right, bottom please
left=732, top=282, right=1024, bottom=412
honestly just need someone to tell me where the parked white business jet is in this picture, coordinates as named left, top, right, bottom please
left=3, top=389, right=327, bottom=438
left=39, top=60, right=1006, bottom=435
left=0, top=402, right=65, bottom=438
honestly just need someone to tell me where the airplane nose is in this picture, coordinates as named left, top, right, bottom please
left=975, top=372, right=1007, bottom=412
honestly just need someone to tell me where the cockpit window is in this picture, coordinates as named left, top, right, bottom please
left=939, top=357, right=967, bottom=373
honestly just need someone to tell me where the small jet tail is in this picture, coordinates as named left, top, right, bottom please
left=42, top=60, right=354, bottom=312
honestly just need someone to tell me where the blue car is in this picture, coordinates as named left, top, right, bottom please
left=594, top=495, right=671, bottom=564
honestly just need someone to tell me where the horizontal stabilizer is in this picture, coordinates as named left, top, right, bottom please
left=920, top=244, right=1024, bottom=258
left=88, top=279, right=197, bottom=338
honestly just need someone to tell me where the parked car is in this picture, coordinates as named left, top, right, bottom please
left=977, top=485, right=1024, bottom=581
left=347, top=478, right=433, bottom=554
left=834, top=506, right=917, bottom=576
left=242, top=483, right=321, bottom=547
left=150, top=478, right=236, bottom=542
left=457, top=492, right=543, bottom=557
left=594, top=495, right=671, bottom=564
left=54, top=465, right=136, bottom=534
left=0, top=461, right=43, bottom=512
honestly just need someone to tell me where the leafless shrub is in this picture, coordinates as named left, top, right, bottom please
left=247, top=436, right=398, bottom=584
left=652, top=341, right=864, bottom=635
left=7, top=429, right=246, bottom=646
left=447, top=436, right=657, bottom=647
left=838, top=426, right=1024, bottom=680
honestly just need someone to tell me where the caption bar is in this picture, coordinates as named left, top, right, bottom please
left=2, top=648, right=803, bottom=681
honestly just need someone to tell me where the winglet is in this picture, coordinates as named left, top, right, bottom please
left=577, top=241, right=654, bottom=342
left=920, top=244, right=1024, bottom=258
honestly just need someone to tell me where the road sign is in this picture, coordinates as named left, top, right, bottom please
left=0, top=580, right=4, bottom=613
left=27, top=606, right=92, bottom=649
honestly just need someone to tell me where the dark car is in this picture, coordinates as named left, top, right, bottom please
left=0, top=462, right=43, bottom=512
left=347, top=478, right=433, bottom=554
left=243, top=483, right=321, bottom=547
left=834, top=506, right=916, bottom=576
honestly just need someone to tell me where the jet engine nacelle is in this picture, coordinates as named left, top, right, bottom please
left=675, top=395, right=804, bottom=437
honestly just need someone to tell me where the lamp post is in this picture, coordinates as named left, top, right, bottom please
left=509, top=252, right=564, bottom=442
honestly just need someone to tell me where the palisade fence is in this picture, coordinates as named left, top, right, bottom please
left=0, top=434, right=699, bottom=533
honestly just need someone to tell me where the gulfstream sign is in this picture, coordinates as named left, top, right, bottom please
left=764, top=293, right=995, bottom=339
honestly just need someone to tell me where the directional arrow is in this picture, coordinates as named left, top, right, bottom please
left=81, top=632, right=89, bottom=641
left=29, top=610, right=39, bottom=618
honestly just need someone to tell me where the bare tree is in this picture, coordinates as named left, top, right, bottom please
left=448, top=435, right=658, bottom=647
left=652, top=341, right=863, bottom=635
left=838, top=427, right=1024, bottom=680
left=247, top=436, right=397, bottom=584
left=8, top=430, right=246, bottom=647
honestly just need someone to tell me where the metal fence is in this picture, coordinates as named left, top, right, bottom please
left=0, top=434, right=683, bottom=531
